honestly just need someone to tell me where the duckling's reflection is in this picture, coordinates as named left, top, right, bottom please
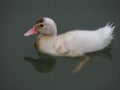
left=88, top=45, right=113, bottom=61
left=72, top=45, right=113, bottom=73
left=24, top=52, right=56, bottom=73
left=24, top=45, right=112, bottom=74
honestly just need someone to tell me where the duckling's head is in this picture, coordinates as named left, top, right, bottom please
left=24, top=17, right=57, bottom=37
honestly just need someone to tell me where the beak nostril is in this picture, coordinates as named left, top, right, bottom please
left=34, top=26, right=38, bottom=32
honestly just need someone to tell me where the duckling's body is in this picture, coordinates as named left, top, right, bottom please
left=24, top=17, right=115, bottom=57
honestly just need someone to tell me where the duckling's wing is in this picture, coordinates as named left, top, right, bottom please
left=53, top=35, right=69, bottom=54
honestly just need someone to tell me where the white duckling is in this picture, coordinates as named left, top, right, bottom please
left=24, top=17, right=115, bottom=73
left=24, top=17, right=115, bottom=57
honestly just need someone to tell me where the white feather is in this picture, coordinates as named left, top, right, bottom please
left=26, top=18, right=115, bottom=57
left=56, top=23, right=115, bottom=56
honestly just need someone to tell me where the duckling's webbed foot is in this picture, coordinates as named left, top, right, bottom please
left=72, top=55, right=90, bottom=74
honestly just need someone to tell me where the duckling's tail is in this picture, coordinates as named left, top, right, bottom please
left=99, top=23, right=115, bottom=47
left=104, top=23, right=115, bottom=37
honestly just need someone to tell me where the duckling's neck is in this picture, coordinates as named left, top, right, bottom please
left=37, top=32, right=57, bottom=40
left=35, top=32, right=57, bottom=53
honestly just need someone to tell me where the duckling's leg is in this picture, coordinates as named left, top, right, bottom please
left=72, top=55, right=90, bottom=74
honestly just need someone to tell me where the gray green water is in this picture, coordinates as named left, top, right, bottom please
left=1, top=0, right=120, bottom=90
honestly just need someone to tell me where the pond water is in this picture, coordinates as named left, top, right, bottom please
left=1, top=0, right=120, bottom=90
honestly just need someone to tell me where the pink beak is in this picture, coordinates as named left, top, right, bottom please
left=24, top=26, right=38, bottom=36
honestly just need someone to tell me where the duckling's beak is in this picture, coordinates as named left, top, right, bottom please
left=24, top=26, right=38, bottom=36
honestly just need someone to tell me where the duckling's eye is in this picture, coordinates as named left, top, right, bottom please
left=40, top=24, right=44, bottom=27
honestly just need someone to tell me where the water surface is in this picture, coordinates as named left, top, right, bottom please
left=1, top=0, right=120, bottom=90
